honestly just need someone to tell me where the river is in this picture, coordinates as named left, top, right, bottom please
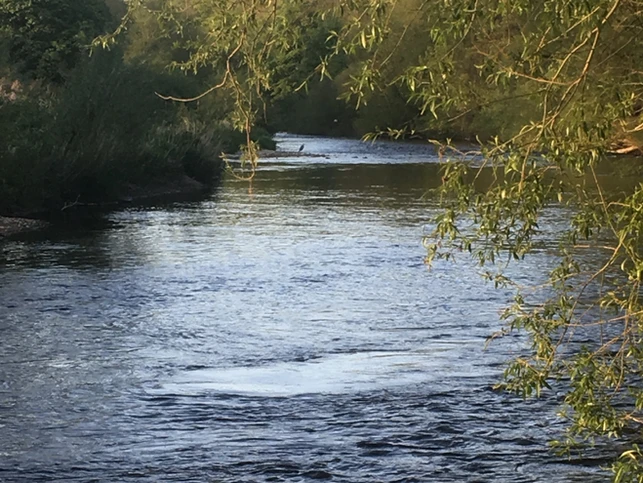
left=0, top=134, right=614, bottom=481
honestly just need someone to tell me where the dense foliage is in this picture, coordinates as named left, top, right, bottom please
left=0, top=0, right=110, bottom=82
left=98, top=0, right=348, bottom=176
left=0, top=0, right=233, bottom=214
left=0, top=50, right=225, bottom=213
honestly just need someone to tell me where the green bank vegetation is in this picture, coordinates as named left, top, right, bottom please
left=104, top=1, right=643, bottom=480
left=0, top=0, right=279, bottom=215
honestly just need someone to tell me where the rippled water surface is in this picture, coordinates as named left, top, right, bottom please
left=1, top=134, right=612, bottom=481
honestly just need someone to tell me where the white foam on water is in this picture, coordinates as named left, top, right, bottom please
left=160, top=346, right=483, bottom=397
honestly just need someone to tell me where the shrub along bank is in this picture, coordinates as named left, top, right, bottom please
left=0, top=49, right=235, bottom=218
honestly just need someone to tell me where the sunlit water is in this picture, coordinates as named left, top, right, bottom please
left=0, top=134, right=612, bottom=481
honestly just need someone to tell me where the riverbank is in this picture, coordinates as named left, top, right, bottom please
left=0, top=148, right=307, bottom=238
left=0, top=216, right=49, bottom=237
left=0, top=174, right=213, bottom=239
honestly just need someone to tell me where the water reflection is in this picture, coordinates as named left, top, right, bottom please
left=2, top=134, right=635, bottom=482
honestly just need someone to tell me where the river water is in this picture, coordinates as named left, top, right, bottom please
left=0, top=134, right=613, bottom=481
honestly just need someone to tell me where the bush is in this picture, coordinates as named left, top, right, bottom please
left=0, top=49, right=223, bottom=214
left=219, top=125, right=277, bottom=153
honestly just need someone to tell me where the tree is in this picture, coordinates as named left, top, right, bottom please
left=100, top=0, right=323, bottom=178
left=103, top=1, right=643, bottom=478
left=0, top=0, right=111, bottom=82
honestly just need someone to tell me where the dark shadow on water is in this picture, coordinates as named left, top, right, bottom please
left=0, top=187, right=221, bottom=270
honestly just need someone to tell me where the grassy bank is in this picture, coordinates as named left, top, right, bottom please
left=0, top=50, right=243, bottom=218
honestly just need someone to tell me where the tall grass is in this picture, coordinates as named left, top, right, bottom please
left=0, top=49, right=225, bottom=215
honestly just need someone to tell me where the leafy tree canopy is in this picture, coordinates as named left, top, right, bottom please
left=0, top=0, right=111, bottom=82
